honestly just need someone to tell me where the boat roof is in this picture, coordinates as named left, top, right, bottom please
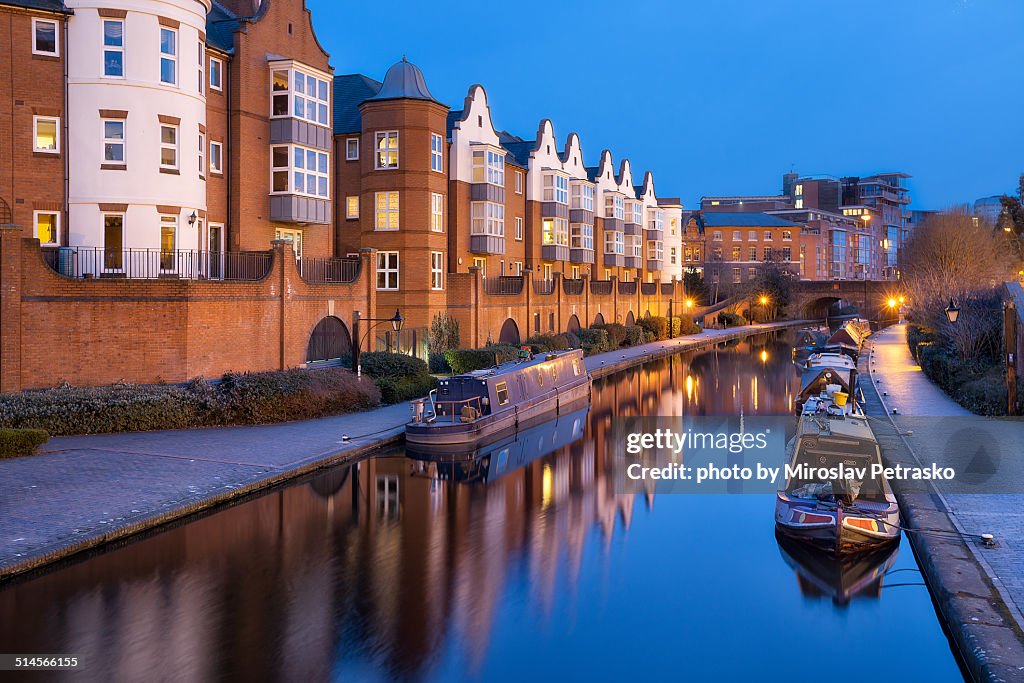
left=457, top=348, right=583, bottom=380
left=797, top=410, right=875, bottom=441
left=801, top=366, right=851, bottom=389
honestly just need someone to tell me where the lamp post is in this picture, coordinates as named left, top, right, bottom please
left=944, top=298, right=960, bottom=324
left=668, top=298, right=674, bottom=339
left=352, top=309, right=405, bottom=377
left=758, top=294, right=770, bottom=322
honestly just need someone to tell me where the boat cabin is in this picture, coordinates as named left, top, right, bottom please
left=799, top=366, right=853, bottom=403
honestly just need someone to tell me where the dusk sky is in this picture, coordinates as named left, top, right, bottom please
left=308, top=0, right=1023, bottom=210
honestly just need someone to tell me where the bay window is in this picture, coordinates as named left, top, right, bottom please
left=570, top=223, right=593, bottom=250
left=647, top=241, right=664, bottom=261
left=471, top=149, right=504, bottom=185
left=471, top=201, right=504, bottom=236
left=627, top=234, right=642, bottom=258
left=604, top=230, right=624, bottom=255
left=270, top=144, right=329, bottom=198
left=629, top=202, right=642, bottom=225
left=270, top=66, right=330, bottom=125
left=542, top=218, right=568, bottom=246
left=375, top=192, right=399, bottom=230
left=570, top=182, right=594, bottom=211
left=605, top=194, right=624, bottom=220
left=375, top=130, right=399, bottom=169
left=543, top=174, right=568, bottom=204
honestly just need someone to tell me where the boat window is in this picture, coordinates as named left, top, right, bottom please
left=495, top=381, right=509, bottom=406
left=571, top=359, right=580, bottom=376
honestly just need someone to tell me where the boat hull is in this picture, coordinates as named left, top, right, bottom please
left=775, top=494, right=900, bottom=556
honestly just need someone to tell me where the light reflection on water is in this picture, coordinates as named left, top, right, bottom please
left=0, top=333, right=963, bottom=681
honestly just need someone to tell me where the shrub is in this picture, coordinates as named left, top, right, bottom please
left=603, top=322, right=627, bottom=349
left=718, top=312, right=746, bottom=328
left=563, top=331, right=580, bottom=349
left=577, top=327, right=610, bottom=355
left=0, top=428, right=49, bottom=458
left=637, top=316, right=668, bottom=341
left=428, top=352, right=451, bottom=374
left=445, top=348, right=497, bottom=374
left=375, top=374, right=439, bottom=404
left=906, top=324, right=936, bottom=360
left=623, top=325, right=645, bottom=347
left=358, top=351, right=429, bottom=379
left=674, top=316, right=701, bottom=336
left=218, top=368, right=381, bottom=423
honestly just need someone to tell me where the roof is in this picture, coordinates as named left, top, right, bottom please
left=367, top=57, right=438, bottom=103
left=0, top=0, right=67, bottom=12
left=206, top=1, right=238, bottom=54
left=445, top=109, right=463, bottom=138
left=699, top=212, right=800, bottom=228
left=500, top=140, right=534, bottom=168
left=332, top=74, right=382, bottom=134
left=585, top=166, right=601, bottom=182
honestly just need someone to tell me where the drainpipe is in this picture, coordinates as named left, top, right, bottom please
left=62, top=14, right=69, bottom=246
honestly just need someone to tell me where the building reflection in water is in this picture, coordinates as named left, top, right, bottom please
left=0, top=334, right=802, bottom=681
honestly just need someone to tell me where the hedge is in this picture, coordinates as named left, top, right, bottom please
left=525, top=333, right=576, bottom=354
left=375, top=374, right=439, bottom=404
left=0, top=367, right=381, bottom=436
left=624, top=325, right=646, bottom=347
left=577, top=328, right=610, bottom=355
left=358, top=351, right=429, bottom=379
left=0, top=428, right=49, bottom=459
left=718, top=312, right=746, bottom=328
left=602, top=323, right=628, bottom=348
left=637, top=316, right=668, bottom=341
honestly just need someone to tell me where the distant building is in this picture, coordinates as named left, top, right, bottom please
left=973, top=196, right=1004, bottom=228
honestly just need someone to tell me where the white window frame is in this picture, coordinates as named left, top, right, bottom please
left=197, top=41, right=204, bottom=95
left=515, top=216, right=523, bottom=241
left=33, top=210, right=59, bottom=246
left=471, top=201, right=504, bottom=237
left=748, top=230, right=757, bottom=240
left=375, top=130, right=399, bottom=169
left=471, top=148, right=504, bottom=185
left=431, top=192, right=444, bottom=232
left=647, top=240, right=664, bottom=261
left=209, top=56, right=223, bottom=91
left=543, top=174, right=568, bottom=204
left=571, top=182, right=594, bottom=211
left=32, top=18, right=59, bottom=57
left=198, top=131, right=205, bottom=177
left=570, top=223, right=593, bottom=250
left=159, top=214, right=178, bottom=273
left=160, top=27, right=177, bottom=86
left=374, top=191, right=399, bottom=230
left=513, top=261, right=523, bottom=275
left=269, top=144, right=329, bottom=199
left=712, top=230, right=723, bottom=241
left=159, top=124, right=178, bottom=170
left=604, top=230, right=624, bottom=255
left=102, top=19, right=124, bottom=78
left=542, top=217, right=568, bottom=247
left=376, top=251, right=399, bottom=290
left=627, top=234, right=642, bottom=258
left=101, top=118, right=125, bottom=166
left=515, top=171, right=523, bottom=194
left=629, top=202, right=642, bottom=225
left=346, top=138, right=359, bottom=160
left=605, top=194, right=624, bottom=220
left=346, top=196, right=359, bottom=219
left=33, top=115, right=59, bottom=154
left=209, top=140, right=223, bottom=174
left=430, top=251, right=444, bottom=290
left=732, top=230, right=741, bottom=241
left=270, top=66, right=330, bottom=125
left=430, top=133, right=443, bottom=172
left=782, top=230, right=793, bottom=241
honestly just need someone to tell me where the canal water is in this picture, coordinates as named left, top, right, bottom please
left=0, top=332, right=964, bottom=682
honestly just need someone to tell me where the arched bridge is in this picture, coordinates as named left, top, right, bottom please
left=790, top=280, right=903, bottom=322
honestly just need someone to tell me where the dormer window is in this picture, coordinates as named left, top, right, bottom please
left=472, top=149, right=504, bottom=185
left=570, top=182, right=593, bottom=211
left=270, top=66, right=330, bottom=126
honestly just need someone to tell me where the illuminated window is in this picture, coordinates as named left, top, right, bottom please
left=431, top=193, right=444, bottom=231
left=472, top=149, right=504, bottom=185
left=374, top=191, right=399, bottom=230
left=542, top=217, right=568, bottom=246
left=375, top=130, right=399, bottom=169
left=160, top=215, right=177, bottom=271
left=33, top=116, right=59, bottom=153
left=495, top=381, right=509, bottom=405
left=345, top=196, right=359, bottom=219
left=34, top=211, right=59, bottom=245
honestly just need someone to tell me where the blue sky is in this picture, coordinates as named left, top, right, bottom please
left=308, top=0, right=1023, bottom=209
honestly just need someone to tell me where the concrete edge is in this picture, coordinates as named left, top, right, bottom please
left=861, top=335, right=1024, bottom=683
left=0, top=321, right=809, bottom=584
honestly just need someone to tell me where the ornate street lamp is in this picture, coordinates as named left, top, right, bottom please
left=944, top=298, right=960, bottom=324
left=353, top=309, right=405, bottom=376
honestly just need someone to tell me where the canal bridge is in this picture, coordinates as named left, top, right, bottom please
left=790, top=280, right=901, bottom=322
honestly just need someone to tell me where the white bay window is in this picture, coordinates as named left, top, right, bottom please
left=570, top=223, right=593, bottom=250
left=471, top=201, right=504, bottom=236
left=270, top=144, right=329, bottom=198
left=542, top=217, right=568, bottom=246
left=471, top=149, right=504, bottom=185
left=571, top=182, right=594, bottom=211
left=271, top=66, right=329, bottom=125
left=543, top=174, right=568, bottom=204
left=604, top=230, right=624, bottom=254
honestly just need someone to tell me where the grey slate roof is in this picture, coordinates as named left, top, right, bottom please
left=446, top=109, right=463, bottom=138
left=206, top=1, right=238, bottom=54
left=699, top=212, right=800, bottom=228
left=333, top=74, right=382, bottom=134
left=1, top=0, right=68, bottom=12
left=500, top=140, right=534, bottom=169
left=585, top=166, right=601, bottom=182
left=367, top=57, right=438, bottom=102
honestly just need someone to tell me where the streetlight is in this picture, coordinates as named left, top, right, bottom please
left=944, top=298, right=960, bottom=324
left=352, top=309, right=405, bottom=377
left=899, top=296, right=906, bottom=305
left=685, top=298, right=694, bottom=309
left=758, top=294, right=770, bottom=322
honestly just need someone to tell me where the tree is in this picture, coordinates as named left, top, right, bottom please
left=747, top=260, right=796, bottom=320
left=682, top=268, right=708, bottom=306
left=428, top=312, right=460, bottom=355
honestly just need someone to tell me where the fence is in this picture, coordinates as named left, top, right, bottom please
left=618, top=281, right=637, bottom=295
left=641, top=282, right=658, bottom=296
left=482, top=275, right=525, bottom=296
left=590, top=279, right=613, bottom=296
left=562, top=278, right=585, bottom=296
left=299, top=256, right=361, bottom=283
left=661, top=283, right=675, bottom=296
left=41, top=247, right=273, bottom=281
left=533, top=279, right=556, bottom=295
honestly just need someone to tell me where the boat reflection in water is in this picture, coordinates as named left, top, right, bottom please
left=776, top=532, right=900, bottom=606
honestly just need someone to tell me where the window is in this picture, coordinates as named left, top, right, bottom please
left=670, top=247, right=677, bottom=265
left=627, top=234, right=642, bottom=258
left=33, top=116, right=59, bottom=153
left=605, top=194, right=624, bottom=220
left=275, top=228, right=303, bottom=262
left=732, top=267, right=741, bottom=283
left=495, top=381, right=509, bottom=406
left=431, top=192, right=444, bottom=232
left=571, top=265, right=580, bottom=279
left=764, top=231, right=773, bottom=241
left=629, top=202, right=642, bottom=225
left=32, top=18, right=58, bottom=56
left=431, top=251, right=443, bottom=290
left=731, top=246, right=741, bottom=260
left=103, top=20, right=124, bottom=77
left=782, top=247, right=792, bottom=261
left=472, top=149, right=504, bottom=185
left=515, top=217, right=523, bottom=241
left=471, top=202, right=504, bottom=236
left=271, top=67, right=329, bottom=125
left=712, top=230, right=722, bottom=241
left=604, top=230, right=624, bottom=254
left=374, top=191, right=399, bottom=230
left=209, top=141, right=223, bottom=174
left=102, top=119, right=124, bottom=165
left=570, top=223, right=593, bottom=250
left=160, top=124, right=178, bottom=169
left=160, top=27, right=176, bottom=85
left=198, top=132, right=205, bottom=176
left=782, top=230, right=792, bottom=241
left=210, top=56, right=223, bottom=91
left=543, top=264, right=552, bottom=281
left=542, top=217, right=568, bottom=246
left=197, top=42, right=204, bottom=94
left=763, top=246, right=773, bottom=260
left=513, top=261, right=523, bottom=275
left=160, top=215, right=177, bottom=271
left=376, top=251, right=399, bottom=290
left=749, top=246, right=757, bottom=261
left=103, top=214, right=124, bottom=270
left=648, top=241, right=664, bottom=261
left=375, top=130, right=399, bottom=169
left=346, top=138, right=359, bottom=160
left=732, top=230, right=741, bottom=241
left=270, top=145, right=329, bottom=198
left=748, top=230, right=757, bottom=240
left=543, top=174, right=568, bottom=204
left=515, top=171, right=523, bottom=194
left=473, top=257, right=486, bottom=276
left=571, top=183, right=594, bottom=211
left=649, top=209, right=664, bottom=232
left=34, top=211, right=59, bottom=245
left=346, top=196, right=359, bottom=219
left=431, top=133, right=443, bottom=172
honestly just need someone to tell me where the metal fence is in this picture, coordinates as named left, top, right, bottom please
left=662, top=283, right=675, bottom=296
left=299, top=256, right=361, bottom=284
left=562, top=278, right=585, bottom=296
left=590, top=279, right=613, bottom=296
left=533, top=279, right=556, bottom=295
left=482, top=275, right=525, bottom=296
left=618, top=281, right=637, bottom=295
left=41, top=247, right=273, bottom=281
left=641, top=282, right=658, bottom=295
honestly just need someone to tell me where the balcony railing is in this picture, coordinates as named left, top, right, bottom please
left=41, top=247, right=273, bottom=281
left=482, top=275, right=525, bottom=296
left=562, top=278, right=585, bottom=296
left=299, top=256, right=361, bottom=284
left=618, top=281, right=637, bottom=295
left=533, top=279, right=556, bottom=295
left=590, top=279, right=613, bottom=296
left=641, top=282, right=658, bottom=296
left=661, top=283, right=675, bottom=296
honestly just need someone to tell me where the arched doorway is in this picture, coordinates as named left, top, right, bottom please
left=566, top=314, right=581, bottom=334
left=593, top=312, right=606, bottom=326
left=306, top=316, right=353, bottom=363
left=625, top=311, right=635, bottom=326
left=499, top=318, right=521, bottom=345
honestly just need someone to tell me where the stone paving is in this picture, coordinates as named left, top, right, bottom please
left=0, top=321, right=803, bottom=578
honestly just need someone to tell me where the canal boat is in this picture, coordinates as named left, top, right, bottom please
left=803, top=351, right=857, bottom=372
left=791, top=329, right=829, bottom=364
left=406, top=348, right=591, bottom=448
left=776, top=389, right=900, bottom=555
left=795, top=365, right=855, bottom=412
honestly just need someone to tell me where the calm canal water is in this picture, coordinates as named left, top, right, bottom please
left=0, top=332, right=964, bottom=682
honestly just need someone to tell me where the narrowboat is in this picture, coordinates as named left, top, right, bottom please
left=406, top=348, right=591, bottom=447
left=775, top=390, right=900, bottom=555
left=804, top=351, right=857, bottom=372
left=791, top=328, right=829, bottom=364
left=795, top=365, right=855, bottom=412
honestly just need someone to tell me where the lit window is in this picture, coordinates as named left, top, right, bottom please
left=270, top=145, right=329, bottom=198
left=375, top=191, right=399, bottom=230
left=160, top=27, right=177, bottom=85
left=159, top=124, right=178, bottom=169
left=375, top=131, right=399, bottom=169
left=471, top=201, right=504, bottom=236
left=495, top=381, right=509, bottom=405
left=571, top=182, right=594, bottom=211
left=34, top=211, right=59, bottom=245
left=103, top=215, right=124, bottom=270
left=782, top=230, right=792, bottom=241
left=346, top=196, right=359, bottom=219
left=647, top=240, right=664, bottom=261
left=32, top=18, right=58, bottom=56
left=515, top=217, right=523, bottom=241
left=431, top=133, right=443, bottom=172
left=542, top=218, right=568, bottom=246
left=271, top=67, right=330, bottom=125
left=431, top=251, right=444, bottom=290
left=431, top=192, right=444, bottom=232
left=210, top=57, right=223, bottom=91
left=670, top=247, right=677, bottom=265
left=346, top=138, right=359, bottom=160
left=472, top=149, right=504, bottom=185
left=570, top=223, right=593, bottom=250
left=33, top=116, right=59, bottom=153
left=473, top=257, right=486, bottom=276
left=103, top=20, right=124, bottom=77
left=543, top=174, right=568, bottom=204
left=514, top=261, right=523, bottom=275
left=102, top=119, right=124, bottom=165
left=209, top=141, right=223, bottom=174
left=160, top=215, right=177, bottom=271
left=376, top=251, right=399, bottom=290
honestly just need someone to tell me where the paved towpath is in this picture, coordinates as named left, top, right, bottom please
left=863, top=323, right=1024, bottom=680
left=0, top=320, right=804, bottom=580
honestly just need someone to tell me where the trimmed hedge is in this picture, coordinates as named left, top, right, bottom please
left=525, top=333, right=577, bottom=354
left=0, top=368, right=381, bottom=436
left=624, top=325, right=645, bottom=347
left=375, top=374, right=439, bottom=404
left=602, top=323, right=628, bottom=348
left=358, top=351, right=429, bottom=379
left=577, top=328, right=610, bottom=355
left=445, top=348, right=499, bottom=374
left=0, top=428, right=49, bottom=459
left=637, top=316, right=669, bottom=341
left=718, top=312, right=746, bottom=328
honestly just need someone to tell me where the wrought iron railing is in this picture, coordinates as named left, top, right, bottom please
left=641, top=282, right=658, bottom=296
left=661, top=283, right=675, bottom=296
left=590, top=279, right=613, bottom=296
left=533, top=279, right=556, bottom=295
left=41, top=247, right=273, bottom=281
left=299, top=256, right=361, bottom=283
left=618, top=281, right=637, bottom=295
left=562, top=278, right=585, bottom=296
left=482, top=275, right=525, bottom=296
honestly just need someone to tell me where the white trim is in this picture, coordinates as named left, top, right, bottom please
left=31, top=17, right=59, bottom=57
left=430, top=133, right=443, bottom=173
left=209, top=56, right=223, bottom=92
left=430, top=251, right=443, bottom=290
left=431, top=192, right=444, bottom=232
left=33, top=115, right=60, bottom=153
left=374, top=191, right=399, bottom=230
left=101, top=18, right=125, bottom=79
left=198, top=131, right=205, bottom=177
left=101, top=118, right=125, bottom=166
left=376, top=251, right=399, bottom=290
left=345, top=196, right=359, bottom=219
left=209, top=140, right=223, bottom=174
left=374, top=130, right=399, bottom=170
left=159, top=26, right=178, bottom=87
left=159, top=123, right=179, bottom=170
left=33, top=210, right=60, bottom=245
left=346, top=137, right=359, bottom=160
